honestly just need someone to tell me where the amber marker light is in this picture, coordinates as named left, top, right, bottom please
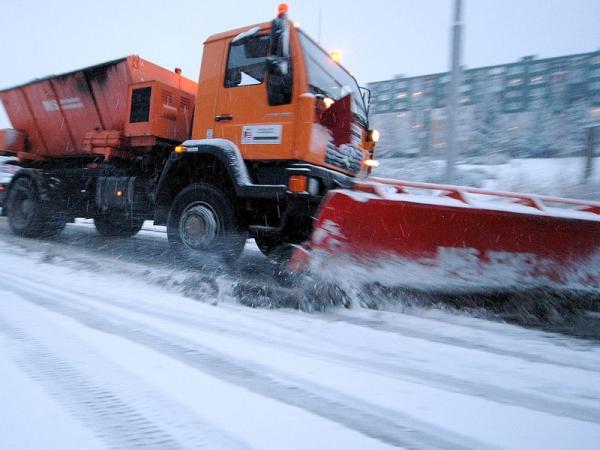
left=289, top=175, right=308, bottom=193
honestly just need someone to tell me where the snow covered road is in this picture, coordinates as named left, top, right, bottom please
left=1, top=218, right=600, bottom=449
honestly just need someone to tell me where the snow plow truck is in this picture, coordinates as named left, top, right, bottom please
left=1, top=5, right=599, bottom=294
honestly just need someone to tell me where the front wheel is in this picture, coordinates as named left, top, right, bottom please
left=167, top=183, right=246, bottom=265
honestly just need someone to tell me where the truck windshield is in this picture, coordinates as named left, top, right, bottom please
left=298, top=31, right=368, bottom=127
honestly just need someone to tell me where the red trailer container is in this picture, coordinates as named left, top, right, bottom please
left=0, top=56, right=197, bottom=160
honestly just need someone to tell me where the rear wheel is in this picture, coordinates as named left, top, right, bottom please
left=94, top=213, right=144, bottom=237
left=6, top=177, right=65, bottom=238
left=167, top=183, right=246, bottom=265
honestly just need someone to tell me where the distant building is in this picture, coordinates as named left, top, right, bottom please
left=368, top=50, right=600, bottom=158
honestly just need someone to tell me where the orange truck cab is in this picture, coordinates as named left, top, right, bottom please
left=192, top=21, right=374, bottom=174
left=0, top=6, right=378, bottom=262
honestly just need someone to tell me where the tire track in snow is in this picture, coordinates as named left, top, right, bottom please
left=10, top=267, right=598, bottom=426
left=0, top=321, right=181, bottom=449
left=0, top=275, right=488, bottom=450
left=0, top=299, right=251, bottom=450
left=323, top=313, right=600, bottom=373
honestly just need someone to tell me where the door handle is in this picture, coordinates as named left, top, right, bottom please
left=215, top=114, right=233, bottom=122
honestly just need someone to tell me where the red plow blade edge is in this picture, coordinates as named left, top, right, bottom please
left=292, top=178, right=600, bottom=294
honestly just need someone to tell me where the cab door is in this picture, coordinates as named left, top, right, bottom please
left=214, top=32, right=295, bottom=161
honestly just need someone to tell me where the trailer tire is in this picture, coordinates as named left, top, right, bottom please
left=167, top=183, right=246, bottom=265
left=6, top=177, right=65, bottom=238
left=94, top=214, right=144, bottom=237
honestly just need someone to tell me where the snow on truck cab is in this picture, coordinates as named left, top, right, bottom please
left=0, top=5, right=378, bottom=262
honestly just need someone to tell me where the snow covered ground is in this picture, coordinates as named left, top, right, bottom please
left=1, top=218, right=600, bottom=449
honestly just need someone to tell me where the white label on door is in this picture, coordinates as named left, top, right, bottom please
left=241, top=124, right=282, bottom=144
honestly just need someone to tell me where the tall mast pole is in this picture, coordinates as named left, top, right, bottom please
left=445, top=0, right=464, bottom=183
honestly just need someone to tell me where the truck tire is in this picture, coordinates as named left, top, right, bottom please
left=167, top=183, right=246, bottom=265
left=94, top=214, right=144, bottom=237
left=6, top=177, right=65, bottom=238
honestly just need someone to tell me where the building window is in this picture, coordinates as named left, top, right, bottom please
left=508, top=101, right=523, bottom=110
left=552, top=71, right=569, bottom=81
left=529, top=98, right=544, bottom=109
left=531, top=63, right=546, bottom=72
left=530, top=88, right=545, bottom=98
left=507, top=65, right=524, bottom=75
left=530, top=76, right=544, bottom=84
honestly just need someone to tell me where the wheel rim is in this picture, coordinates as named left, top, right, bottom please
left=179, top=202, right=220, bottom=251
left=11, top=188, right=34, bottom=227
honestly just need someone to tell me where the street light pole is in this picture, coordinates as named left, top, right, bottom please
left=445, top=0, right=464, bottom=183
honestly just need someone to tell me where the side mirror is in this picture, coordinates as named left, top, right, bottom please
left=266, top=17, right=292, bottom=106
left=360, top=86, right=371, bottom=114
left=266, top=56, right=289, bottom=76
left=270, top=17, right=289, bottom=58
left=267, top=62, right=292, bottom=106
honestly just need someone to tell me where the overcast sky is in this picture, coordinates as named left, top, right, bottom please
left=1, top=0, right=599, bottom=128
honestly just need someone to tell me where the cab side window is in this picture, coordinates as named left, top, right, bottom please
left=225, top=35, right=270, bottom=88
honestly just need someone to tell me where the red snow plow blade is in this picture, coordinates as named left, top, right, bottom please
left=292, top=178, right=600, bottom=293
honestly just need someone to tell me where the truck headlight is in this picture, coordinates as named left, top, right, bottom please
left=367, top=129, right=380, bottom=143
left=364, top=159, right=380, bottom=168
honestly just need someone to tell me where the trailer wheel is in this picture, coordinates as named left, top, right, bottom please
left=6, top=177, right=65, bottom=238
left=94, top=214, right=144, bottom=237
left=167, top=183, right=246, bottom=265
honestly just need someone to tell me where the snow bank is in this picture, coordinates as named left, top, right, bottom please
left=374, top=156, right=600, bottom=199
